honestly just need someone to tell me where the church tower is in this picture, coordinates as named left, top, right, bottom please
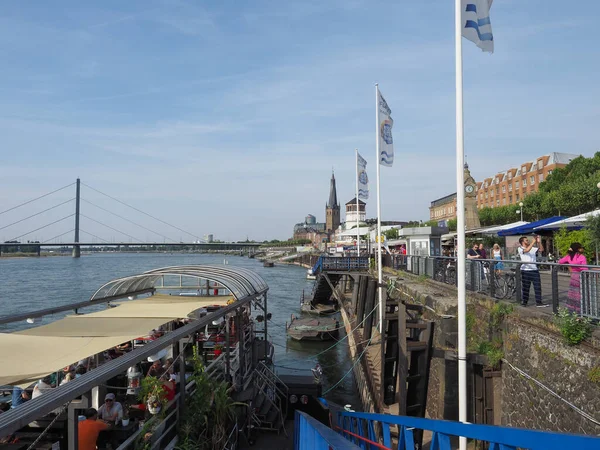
left=326, top=172, right=340, bottom=233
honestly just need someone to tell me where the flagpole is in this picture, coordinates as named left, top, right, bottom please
left=355, top=148, right=360, bottom=257
left=375, top=84, right=383, bottom=333
left=455, top=0, right=467, bottom=448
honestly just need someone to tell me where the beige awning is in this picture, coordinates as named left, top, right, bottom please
left=1, top=294, right=232, bottom=386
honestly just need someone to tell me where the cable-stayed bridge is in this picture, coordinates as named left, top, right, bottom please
left=0, top=179, right=261, bottom=257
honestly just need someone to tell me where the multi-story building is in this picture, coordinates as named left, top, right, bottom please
left=476, top=152, right=580, bottom=209
left=429, top=193, right=457, bottom=221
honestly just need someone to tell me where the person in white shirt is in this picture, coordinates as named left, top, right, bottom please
left=518, top=236, right=548, bottom=307
left=32, top=376, right=54, bottom=399
left=97, top=393, right=123, bottom=423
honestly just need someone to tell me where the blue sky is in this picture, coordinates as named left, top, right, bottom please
left=1, top=0, right=599, bottom=242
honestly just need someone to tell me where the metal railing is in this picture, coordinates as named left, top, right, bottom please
left=385, top=255, right=600, bottom=320
left=294, top=411, right=360, bottom=450
left=332, top=410, right=600, bottom=450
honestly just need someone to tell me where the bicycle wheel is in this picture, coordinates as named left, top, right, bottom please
left=504, top=274, right=516, bottom=299
left=494, top=276, right=507, bottom=299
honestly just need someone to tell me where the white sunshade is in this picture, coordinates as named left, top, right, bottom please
left=466, top=221, right=529, bottom=235
left=534, top=209, right=600, bottom=230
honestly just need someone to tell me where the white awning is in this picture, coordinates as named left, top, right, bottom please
left=466, top=221, right=529, bottom=235
left=0, top=294, right=232, bottom=386
left=534, top=209, right=600, bottom=230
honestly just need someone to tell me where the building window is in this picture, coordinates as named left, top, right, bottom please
left=539, top=173, right=544, bottom=182
left=496, top=199, right=500, bottom=206
left=496, top=188, right=499, bottom=195
left=502, top=186, right=506, bottom=193
left=523, top=178, right=527, bottom=187
left=508, top=172, right=512, bottom=180
left=516, top=194, right=520, bottom=201
left=508, top=185, right=512, bottom=192
left=538, top=160, right=544, bottom=170
left=509, top=196, right=513, bottom=203
left=548, top=170, right=553, bottom=176
left=530, top=175, right=535, bottom=184
left=485, top=193, right=488, bottom=199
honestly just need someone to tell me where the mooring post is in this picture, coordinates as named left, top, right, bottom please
left=72, top=178, right=81, bottom=258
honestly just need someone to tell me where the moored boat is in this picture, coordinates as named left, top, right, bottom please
left=286, top=314, right=340, bottom=341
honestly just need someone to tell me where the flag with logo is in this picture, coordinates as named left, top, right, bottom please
left=357, top=152, right=369, bottom=199
left=378, top=89, right=394, bottom=167
left=462, top=0, right=494, bottom=53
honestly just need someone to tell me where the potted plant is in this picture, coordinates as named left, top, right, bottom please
left=139, top=376, right=166, bottom=415
left=213, top=344, right=223, bottom=357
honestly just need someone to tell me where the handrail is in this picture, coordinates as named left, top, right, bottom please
left=312, top=256, right=324, bottom=275
left=295, top=411, right=360, bottom=450
left=336, top=411, right=600, bottom=450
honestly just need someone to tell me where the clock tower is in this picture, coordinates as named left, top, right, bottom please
left=464, top=163, right=480, bottom=230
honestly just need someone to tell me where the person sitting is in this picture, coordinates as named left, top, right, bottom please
left=11, top=387, right=30, bottom=409
left=78, top=408, right=109, bottom=450
left=60, top=366, right=76, bottom=386
left=75, top=365, right=87, bottom=378
left=97, top=393, right=123, bottom=424
left=32, top=376, right=54, bottom=399
left=147, top=360, right=163, bottom=378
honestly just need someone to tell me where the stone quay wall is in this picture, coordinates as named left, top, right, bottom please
left=387, top=269, right=600, bottom=436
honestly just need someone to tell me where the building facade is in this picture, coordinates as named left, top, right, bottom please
left=476, top=152, right=579, bottom=209
left=429, top=193, right=457, bottom=221
left=326, top=172, right=341, bottom=233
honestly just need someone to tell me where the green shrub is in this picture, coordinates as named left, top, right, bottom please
left=555, top=307, right=592, bottom=345
left=588, top=367, right=600, bottom=385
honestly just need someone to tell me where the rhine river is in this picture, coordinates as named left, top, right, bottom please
left=0, top=253, right=359, bottom=408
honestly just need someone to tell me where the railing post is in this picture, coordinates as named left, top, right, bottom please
left=515, top=266, right=522, bottom=304
left=489, top=262, right=495, bottom=299
left=551, top=265, right=559, bottom=313
left=72, top=178, right=81, bottom=258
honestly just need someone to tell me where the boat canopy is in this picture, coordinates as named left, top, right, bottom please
left=91, top=265, right=268, bottom=301
left=0, top=265, right=268, bottom=387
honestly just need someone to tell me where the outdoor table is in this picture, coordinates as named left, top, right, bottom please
left=98, top=421, right=137, bottom=449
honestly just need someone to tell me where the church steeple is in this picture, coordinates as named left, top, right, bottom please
left=327, top=171, right=339, bottom=208
left=326, top=171, right=340, bottom=233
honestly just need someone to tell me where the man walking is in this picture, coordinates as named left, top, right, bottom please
left=518, top=236, right=548, bottom=307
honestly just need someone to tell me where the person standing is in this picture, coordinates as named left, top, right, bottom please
left=478, top=243, right=487, bottom=260
left=518, top=236, right=548, bottom=307
left=492, top=243, right=504, bottom=275
left=558, top=242, right=588, bottom=313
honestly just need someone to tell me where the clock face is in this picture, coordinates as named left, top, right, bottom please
left=465, top=185, right=474, bottom=194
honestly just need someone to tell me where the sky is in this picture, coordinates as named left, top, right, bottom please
left=0, top=0, right=599, bottom=243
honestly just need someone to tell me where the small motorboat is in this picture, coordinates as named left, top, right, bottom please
left=286, top=315, right=340, bottom=341
left=306, top=269, right=316, bottom=280
left=263, top=261, right=275, bottom=267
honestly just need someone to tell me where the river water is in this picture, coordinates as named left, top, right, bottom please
left=0, top=253, right=359, bottom=408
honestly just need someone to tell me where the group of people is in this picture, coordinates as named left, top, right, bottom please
left=465, top=237, right=587, bottom=312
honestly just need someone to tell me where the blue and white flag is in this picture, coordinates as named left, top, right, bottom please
left=377, top=89, right=394, bottom=167
left=357, top=152, right=369, bottom=199
left=462, top=0, right=494, bottom=53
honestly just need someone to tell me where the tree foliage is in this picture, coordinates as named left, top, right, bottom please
left=383, top=228, right=399, bottom=240
left=447, top=218, right=457, bottom=232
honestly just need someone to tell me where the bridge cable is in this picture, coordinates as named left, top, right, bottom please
left=81, top=198, right=177, bottom=243
left=81, top=182, right=205, bottom=242
left=0, top=199, right=75, bottom=231
left=43, top=229, right=75, bottom=244
left=0, top=182, right=75, bottom=216
left=8, top=214, right=75, bottom=242
left=80, top=214, right=143, bottom=243
left=79, top=229, right=109, bottom=243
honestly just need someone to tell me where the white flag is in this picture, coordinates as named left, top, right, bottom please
left=357, top=152, right=369, bottom=199
left=462, top=0, right=494, bottom=53
left=378, top=89, right=394, bottom=167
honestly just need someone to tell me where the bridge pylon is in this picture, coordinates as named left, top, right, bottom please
left=72, top=178, right=81, bottom=258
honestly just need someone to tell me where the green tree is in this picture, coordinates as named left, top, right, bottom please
left=447, top=218, right=457, bottom=232
left=424, top=220, right=438, bottom=227
left=383, top=228, right=399, bottom=240
left=553, top=226, right=592, bottom=260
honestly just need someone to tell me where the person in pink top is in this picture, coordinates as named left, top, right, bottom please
left=558, top=242, right=588, bottom=313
